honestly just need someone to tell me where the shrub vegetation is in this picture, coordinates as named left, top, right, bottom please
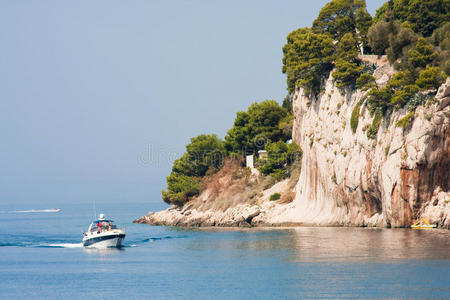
left=396, top=111, right=415, bottom=128
left=270, top=193, right=281, bottom=201
left=350, top=102, right=362, bottom=134
left=367, top=109, right=383, bottom=139
left=258, top=141, right=302, bottom=179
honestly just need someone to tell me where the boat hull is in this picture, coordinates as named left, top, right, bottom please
left=411, top=225, right=437, bottom=229
left=83, top=233, right=125, bottom=248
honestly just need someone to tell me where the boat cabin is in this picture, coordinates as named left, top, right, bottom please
left=88, top=220, right=118, bottom=233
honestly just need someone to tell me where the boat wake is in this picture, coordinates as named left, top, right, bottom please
left=0, top=235, right=188, bottom=248
left=4, top=209, right=61, bottom=213
left=38, top=243, right=83, bottom=248
left=140, top=235, right=189, bottom=243
left=0, top=241, right=82, bottom=248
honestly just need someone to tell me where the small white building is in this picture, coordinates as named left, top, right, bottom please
left=258, top=150, right=268, bottom=160
left=246, top=154, right=260, bottom=176
left=246, top=155, right=254, bottom=169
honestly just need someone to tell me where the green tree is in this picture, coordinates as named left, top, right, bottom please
left=356, top=73, right=376, bottom=90
left=406, top=0, right=449, bottom=37
left=162, top=173, right=201, bottom=206
left=373, top=2, right=389, bottom=24
left=162, top=134, right=225, bottom=206
left=386, top=25, right=416, bottom=64
left=409, top=38, right=439, bottom=69
left=225, top=100, right=289, bottom=154
left=184, top=134, right=225, bottom=177
left=171, top=134, right=225, bottom=177
left=355, top=6, right=373, bottom=53
left=373, top=0, right=449, bottom=37
left=432, top=22, right=450, bottom=49
left=282, top=28, right=335, bottom=95
left=312, top=0, right=370, bottom=44
left=368, top=21, right=391, bottom=55
left=223, top=111, right=250, bottom=154
left=374, top=70, right=418, bottom=109
left=171, top=153, right=197, bottom=177
left=389, top=84, right=419, bottom=107
left=387, top=70, right=415, bottom=89
left=336, top=32, right=360, bottom=60
left=333, top=33, right=364, bottom=88
left=432, top=22, right=450, bottom=74
left=278, top=115, right=294, bottom=139
left=258, top=141, right=302, bottom=178
left=367, top=86, right=393, bottom=111
left=392, top=0, right=411, bottom=22
left=282, top=94, right=293, bottom=113
left=333, top=59, right=364, bottom=88
left=415, top=66, right=446, bottom=89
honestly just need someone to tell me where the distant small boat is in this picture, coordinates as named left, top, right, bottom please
left=82, top=213, right=126, bottom=248
left=9, top=208, right=61, bottom=213
left=411, top=218, right=437, bottom=229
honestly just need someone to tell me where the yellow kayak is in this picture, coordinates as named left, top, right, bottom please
left=411, top=218, right=437, bottom=229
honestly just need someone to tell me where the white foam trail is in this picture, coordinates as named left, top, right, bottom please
left=43, top=243, right=83, bottom=248
left=9, top=209, right=61, bottom=213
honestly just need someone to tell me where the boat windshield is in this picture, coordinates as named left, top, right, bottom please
left=89, top=220, right=117, bottom=232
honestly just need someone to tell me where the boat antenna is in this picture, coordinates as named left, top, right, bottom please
left=93, top=199, right=97, bottom=220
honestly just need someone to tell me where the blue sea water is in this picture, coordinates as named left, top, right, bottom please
left=0, top=202, right=449, bottom=299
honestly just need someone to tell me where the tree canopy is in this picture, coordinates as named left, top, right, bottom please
left=162, top=134, right=225, bottom=206
left=374, top=0, right=449, bottom=37
left=283, top=1, right=374, bottom=95
left=332, top=33, right=364, bottom=88
left=225, top=100, right=289, bottom=154
left=282, top=28, right=334, bottom=95
left=312, top=0, right=371, bottom=43
left=258, top=141, right=302, bottom=179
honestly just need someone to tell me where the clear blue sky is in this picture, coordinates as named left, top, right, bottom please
left=0, top=0, right=385, bottom=206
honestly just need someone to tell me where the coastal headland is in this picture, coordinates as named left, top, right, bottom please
left=136, top=0, right=450, bottom=229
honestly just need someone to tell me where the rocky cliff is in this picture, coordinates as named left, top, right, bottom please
left=135, top=58, right=450, bottom=228
left=287, top=56, right=449, bottom=228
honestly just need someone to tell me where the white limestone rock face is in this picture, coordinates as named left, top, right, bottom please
left=270, top=73, right=450, bottom=228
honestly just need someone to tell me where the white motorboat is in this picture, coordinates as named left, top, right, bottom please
left=82, top=213, right=125, bottom=248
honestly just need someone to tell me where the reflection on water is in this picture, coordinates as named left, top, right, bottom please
left=180, top=227, right=450, bottom=298
left=288, top=227, right=450, bottom=262
left=83, top=247, right=124, bottom=255
left=194, top=227, right=450, bottom=262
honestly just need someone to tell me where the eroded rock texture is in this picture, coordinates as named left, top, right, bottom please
left=136, top=58, right=449, bottom=228
left=286, top=63, right=450, bottom=228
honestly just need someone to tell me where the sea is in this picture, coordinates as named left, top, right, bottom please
left=0, top=201, right=449, bottom=299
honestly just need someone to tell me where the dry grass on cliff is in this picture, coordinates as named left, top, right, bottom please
left=188, top=156, right=302, bottom=212
left=188, top=158, right=252, bottom=212
left=187, top=158, right=271, bottom=212
left=279, top=191, right=295, bottom=204
left=287, top=160, right=301, bottom=190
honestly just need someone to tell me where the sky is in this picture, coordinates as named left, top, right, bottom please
left=0, top=0, right=386, bottom=206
